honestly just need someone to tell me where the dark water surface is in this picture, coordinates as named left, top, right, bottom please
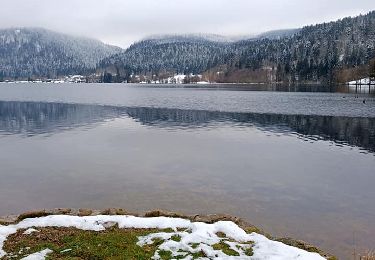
left=0, top=83, right=374, bottom=259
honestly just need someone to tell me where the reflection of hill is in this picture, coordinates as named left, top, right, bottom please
left=0, top=101, right=124, bottom=136
left=126, top=107, right=375, bottom=153
left=0, top=101, right=374, bottom=153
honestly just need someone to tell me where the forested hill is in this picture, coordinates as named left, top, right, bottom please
left=100, top=36, right=233, bottom=76
left=100, top=11, right=375, bottom=84
left=1, top=11, right=374, bottom=83
left=0, top=28, right=122, bottom=79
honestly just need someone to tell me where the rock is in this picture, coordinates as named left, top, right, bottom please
left=53, top=208, right=72, bottom=215
left=144, top=210, right=185, bottom=218
left=17, top=210, right=51, bottom=221
left=78, top=209, right=93, bottom=216
left=103, top=221, right=118, bottom=228
left=0, top=215, right=18, bottom=224
left=277, top=237, right=336, bottom=259
left=101, top=208, right=132, bottom=216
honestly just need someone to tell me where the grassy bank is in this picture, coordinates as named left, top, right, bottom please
left=0, top=209, right=334, bottom=260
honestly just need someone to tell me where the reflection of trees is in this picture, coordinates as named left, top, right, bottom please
left=126, top=107, right=375, bottom=153
left=0, top=101, right=123, bottom=136
left=0, top=101, right=374, bottom=153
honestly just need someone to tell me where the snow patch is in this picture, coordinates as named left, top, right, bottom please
left=23, top=228, right=39, bottom=235
left=196, top=81, right=210, bottom=84
left=339, top=54, right=344, bottom=62
left=138, top=221, right=324, bottom=259
left=21, top=249, right=53, bottom=260
left=169, top=74, right=186, bottom=84
left=348, top=78, right=372, bottom=85
left=0, top=215, right=326, bottom=259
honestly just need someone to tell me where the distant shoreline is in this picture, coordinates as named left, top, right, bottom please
left=1, top=80, right=374, bottom=87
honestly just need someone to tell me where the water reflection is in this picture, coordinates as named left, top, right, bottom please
left=126, top=107, right=375, bottom=153
left=167, top=83, right=375, bottom=95
left=0, top=100, right=374, bottom=259
left=0, top=101, right=374, bottom=154
left=0, top=101, right=125, bottom=136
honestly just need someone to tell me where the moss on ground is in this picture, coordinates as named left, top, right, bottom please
left=3, top=226, right=257, bottom=259
left=191, top=250, right=207, bottom=258
left=212, top=241, right=240, bottom=256
left=0, top=211, right=334, bottom=259
left=3, top=227, right=174, bottom=259
left=170, top=234, right=182, bottom=242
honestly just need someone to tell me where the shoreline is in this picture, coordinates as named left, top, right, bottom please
left=0, top=208, right=334, bottom=259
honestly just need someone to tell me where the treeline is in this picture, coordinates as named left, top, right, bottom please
left=232, top=11, right=375, bottom=83
left=1, top=11, right=374, bottom=83
left=0, top=28, right=121, bottom=79
left=100, top=11, right=375, bottom=84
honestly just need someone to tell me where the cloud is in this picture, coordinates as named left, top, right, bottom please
left=0, top=0, right=374, bottom=47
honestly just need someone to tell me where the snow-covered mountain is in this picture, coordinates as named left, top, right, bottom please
left=2, top=10, right=375, bottom=83
left=255, top=28, right=301, bottom=39
left=0, top=28, right=122, bottom=78
left=142, top=34, right=254, bottom=44
left=100, top=35, right=232, bottom=76
left=142, top=30, right=300, bottom=44
left=100, top=11, right=375, bottom=83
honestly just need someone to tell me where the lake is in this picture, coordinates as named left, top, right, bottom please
left=0, top=83, right=374, bottom=259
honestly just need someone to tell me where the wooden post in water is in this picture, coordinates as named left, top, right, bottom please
left=368, top=76, right=371, bottom=94
left=355, top=79, right=359, bottom=94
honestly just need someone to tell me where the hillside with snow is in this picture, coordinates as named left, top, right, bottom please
left=0, top=28, right=122, bottom=79
left=100, top=11, right=375, bottom=84
left=1, top=11, right=374, bottom=84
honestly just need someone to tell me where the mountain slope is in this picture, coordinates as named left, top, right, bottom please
left=100, top=11, right=375, bottom=83
left=233, top=11, right=375, bottom=82
left=0, top=28, right=122, bottom=79
left=100, top=37, right=233, bottom=76
left=256, top=28, right=301, bottom=39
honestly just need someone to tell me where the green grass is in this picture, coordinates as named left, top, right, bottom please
left=189, top=243, right=200, bottom=249
left=170, top=235, right=182, bottom=242
left=243, top=246, right=254, bottom=256
left=158, top=249, right=172, bottom=259
left=6, top=221, right=332, bottom=259
left=191, top=250, right=207, bottom=258
left=3, top=226, right=257, bottom=259
left=212, top=241, right=240, bottom=256
left=3, top=227, right=173, bottom=259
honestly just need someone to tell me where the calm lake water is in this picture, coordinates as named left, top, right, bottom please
left=0, top=83, right=374, bottom=259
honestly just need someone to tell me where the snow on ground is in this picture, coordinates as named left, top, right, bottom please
left=0, top=215, right=326, bottom=259
left=23, top=228, right=39, bottom=235
left=348, top=78, right=372, bottom=85
left=21, top=249, right=53, bottom=260
left=167, top=74, right=186, bottom=84
left=196, top=81, right=210, bottom=84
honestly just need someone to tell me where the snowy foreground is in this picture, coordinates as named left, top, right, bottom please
left=0, top=215, right=325, bottom=260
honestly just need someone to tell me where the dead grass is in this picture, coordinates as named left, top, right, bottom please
left=358, top=250, right=375, bottom=260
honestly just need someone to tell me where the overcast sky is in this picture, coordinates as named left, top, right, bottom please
left=0, top=0, right=374, bottom=48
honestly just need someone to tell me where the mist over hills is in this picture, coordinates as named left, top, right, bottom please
left=0, top=27, right=121, bottom=79
left=100, top=11, right=375, bottom=84
left=1, top=11, right=375, bottom=84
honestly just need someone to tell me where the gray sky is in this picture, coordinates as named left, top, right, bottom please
left=1, top=0, right=374, bottom=48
